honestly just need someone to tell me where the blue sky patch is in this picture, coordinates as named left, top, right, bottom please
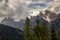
left=28, top=3, right=47, bottom=9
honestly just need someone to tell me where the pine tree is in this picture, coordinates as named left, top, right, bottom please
left=36, top=15, right=40, bottom=27
left=33, top=22, right=48, bottom=40
left=50, top=24, right=57, bottom=40
left=33, top=15, right=48, bottom=40
left=40, top=22, right=48, bottom=40
left=24, top=17, right=31, bottom=40
left=33, top=26, right=41, bottom=40
left=33, top=15, right=40, bottom=40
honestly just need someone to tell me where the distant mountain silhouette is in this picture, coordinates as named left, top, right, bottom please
left=1, top=17, right=25, bottom=30
left=1, top=10, right=60, bottom=31
left=0, top=24, right=24, bottom=40
left=1, top=15, right=49, bottom=30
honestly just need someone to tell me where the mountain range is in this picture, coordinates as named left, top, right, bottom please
left=1, top=10, right=60, bottom=30
left=39, top=10, right=60, bottom=22
left=39, top=10, right=60, bottom=30
left=1, top=17, right=25, bottom=30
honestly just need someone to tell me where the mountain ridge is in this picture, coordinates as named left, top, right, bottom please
left=0, top=24, right=24, bottom=40
left=1, top=10, right=60, bottom=30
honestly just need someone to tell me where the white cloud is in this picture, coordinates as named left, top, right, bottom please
left=46, top=0, right=60, bottom=14
left=0, top=0, right=32, bottom=22
left=0, top=0, right=60, bottom=22
left=29, top=10, right=40, bottom=16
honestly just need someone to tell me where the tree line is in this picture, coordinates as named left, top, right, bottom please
left=23, top=15, right=60, bottom=40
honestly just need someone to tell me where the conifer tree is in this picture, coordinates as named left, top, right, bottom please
left=50, top=24, right=57, bottom=40
left=24, top=17, right=31, bottom=40
left=33, top=15, right=48, bottom=40
left=33, top=15, right=40, bottom=40
left=40, top=22, right=48, bottom=40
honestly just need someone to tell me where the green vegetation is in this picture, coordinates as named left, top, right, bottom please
left=24, top=17, right=32, bottom=40
left=40, top=22, right=48, bottom=40
left=50, top=24, right=57, bottom=40
left=23, top=16, right=60, bottom=40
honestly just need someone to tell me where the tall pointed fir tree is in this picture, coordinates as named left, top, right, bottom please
left=50, top=24, right=57, bottom=40
left=40, top=22, right=48, bottom=40
left=24, top=17, right=31, bottom=40
left=33, top=15, right=41, bottom=40
left=33, top=15, right=48, bottom=40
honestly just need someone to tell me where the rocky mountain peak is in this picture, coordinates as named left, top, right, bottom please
left=39, top=10, right=60, bottom=22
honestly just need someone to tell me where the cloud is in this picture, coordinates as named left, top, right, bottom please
left=0, top=0, right=32, bottom=22
left=45, top=0, right=60, bottom=14
left=0, top=0, right=60, bottom=22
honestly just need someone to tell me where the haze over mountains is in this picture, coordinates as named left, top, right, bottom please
left=1, top=17, right=25, bottom=30
left=0, top=10, right=60, bottom=30
left=0, top=0, right=60, bottom=30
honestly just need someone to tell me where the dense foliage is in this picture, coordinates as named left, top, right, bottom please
left=24, top=16, right=59, bottom=40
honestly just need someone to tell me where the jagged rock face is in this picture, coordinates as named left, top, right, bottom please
left=39, top=10, right=60, bottom=29
left=39, top=10, right=60, bottom=22
left=39, top=10, right=60, bottom=30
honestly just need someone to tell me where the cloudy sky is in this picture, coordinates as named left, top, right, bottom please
left=0, top=0, right=60, bottom=22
